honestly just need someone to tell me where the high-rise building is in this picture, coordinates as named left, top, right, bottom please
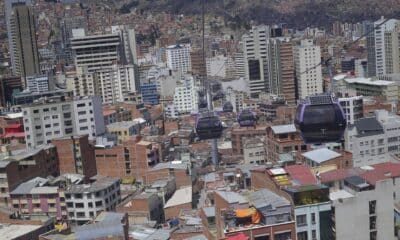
left=60, top=16, right=88, bottom=63
left=22, top=96, right=105, bottom=148
left=5, top=0, right=32, bottom=75
left=364, top=21, right=376, bottom=77
left=242, top=26, right=295, bottom=101
left=70, top=30, right=121, bottom=73
left=94, top=64, right=139, bottom=104
left=190, top=49, right=206, bottom=77
left=66, top=66, right=96, bottom=97
left=373, top=18, right=400, bottom=77
left=173, top=75, right=198, bottom=114
left=111, top=25, right=138, bottom=65
left=294, top=39, right=323, bottom=100
left=166, top=44, right=191, bottom=74
left=10, top=4, right=40, bottom=81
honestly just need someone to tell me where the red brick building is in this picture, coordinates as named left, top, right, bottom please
left=52, top=135, right=96, bottom=179
left=266, top=124, right=308, bottom=164
left=231, top=126, right=267, bottom=155
left=95, top=137, right=160, bottom=183
left=0, top=144, right=59, bottom=206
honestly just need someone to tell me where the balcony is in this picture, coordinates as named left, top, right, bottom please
left=33, top=208, right=42, bottom=213
left=48, top=207, right=57, bottom=212
left=11, top=199, right=19, bottom=204
left=32, top=199, right=41, bottom=204
left=47, top=199, right=56, bottom=204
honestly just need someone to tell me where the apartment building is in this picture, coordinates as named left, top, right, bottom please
left=173, top=76, right=198, bottom=114
left=345, top=110, right=400, bottom=166
left=294, top=39, right=323, bottom=100
left=95, top=64, right=139, bottom=104
left=52, top=135, right=97, bottom=178
left=10, top=177, right=67, bottom=220
left=344, top=77, right=398, bottom=102
left=339, top=95, right=363, bottom=124
left=166, top=44, right=191, bottom=74
left=330, top=178, right=395, bottom=240
left=266, top=124, right=308, bottom=164
left=65, top=177, right=121, bottom=225
left=22, top=96, right=105, bottom=148
left=0, top=144, right=59, bottom=206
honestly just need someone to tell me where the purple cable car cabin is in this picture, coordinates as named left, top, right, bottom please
left=238, top=110, right=257, bottom=127
left=295, top=94, right=346, bottom=144
left=195, top=111, right=223, bottom=140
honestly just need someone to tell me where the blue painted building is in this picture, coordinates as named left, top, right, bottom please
left=141, top=83, right=159, bottom=105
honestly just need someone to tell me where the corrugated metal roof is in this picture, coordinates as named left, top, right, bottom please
left=271, top=124, right=296, bottom=134
left=75, top=221, right=124, bottom=239
left=215, top=191, right=248, bottom=204
left=248, top=189, right=290, bottom=209
left=302, top=148, right=341, bottom=163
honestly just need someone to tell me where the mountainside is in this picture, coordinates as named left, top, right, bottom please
left=126, top=0, right=400, bottom=28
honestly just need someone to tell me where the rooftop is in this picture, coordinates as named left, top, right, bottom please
left=106, top=121, right=138, bottom=129
left=271, top=124, right=296, bottom=134
left=352, top=117, right=384, bottom=137
left=164, top=186, right=192, bottom=208
left=215, top=191, right=248, bottom=205
left=344, top=77, right=395, bottom=86
left=284, top=165, right=318, bottom=185
left=66, top=177, right=119, bottom=194
left=329, top=189, right=354, bottom=201
left=149, top=161, right=188, bottom=171
left=247, top=189, right=290, bottom=209
left=0, top=224, right=43, bottom=240
left=302, top=148, right=341, bottom=163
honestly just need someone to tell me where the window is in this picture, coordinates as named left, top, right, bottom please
left=74, top=194, right=83, bottom=199
left=75, top=203, right=84, bottom=208
left=43, top=108, right=49, bottom=112
left=369, top=200, right=376, bottom=215
left=78, top=111, right=86, bottom=115
left=33, top=109, right=39, bottom=114
left=254, top=236, right=269, bottom=240
left=311, top=230, right=317, bottom=240
left=62, top=105, right=70, bottom=111
left=63, top=112, right=71, bottom=118
left=95, top=201, right=103, bottom=207
left=311, top=213, right=316, bottom=224
left=297, top=232, right=307, bottom=240
left=274, top=232, right=291, bottom=240
left=296, top=214, right=307, bottom=226
left=52, top=115, right=58, bottom=119
left=77, top=103, right=86, bottom=108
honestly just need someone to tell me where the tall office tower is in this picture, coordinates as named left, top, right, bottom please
left=5, top=0, right=32, bottom=75
left=364, top=21, right=376, bottom=77
left=111, top=25, right=138, bottom=65
left=70, top=29, right=121, bottom=73
left=190, top=49, right=206, bottom=77
left=374, top=18, right=400, bottom=77
left=233, top=51, right=246, bottom=79
left=243, top=25, right=270, bottom=98
left=94, top=64, right=139, bottom=104
left=10, top=4, right=40, bottom=81
left=166, top=44, right=192, bottom=74
left=294, top=39, right=323, bottom=100
left=60, top=16, right=88, bottom=63
left=242, top=25, right=295, bottom=100
left=279, top=40, right=296, bottom=105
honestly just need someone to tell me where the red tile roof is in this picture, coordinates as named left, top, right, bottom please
left=103, top=109, right=116, bottom=116
left=320, top=168, right=364, bottom=183
left=285, top=164, right=318, bottom=185
left=360, top=162, right=400, bottom=185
